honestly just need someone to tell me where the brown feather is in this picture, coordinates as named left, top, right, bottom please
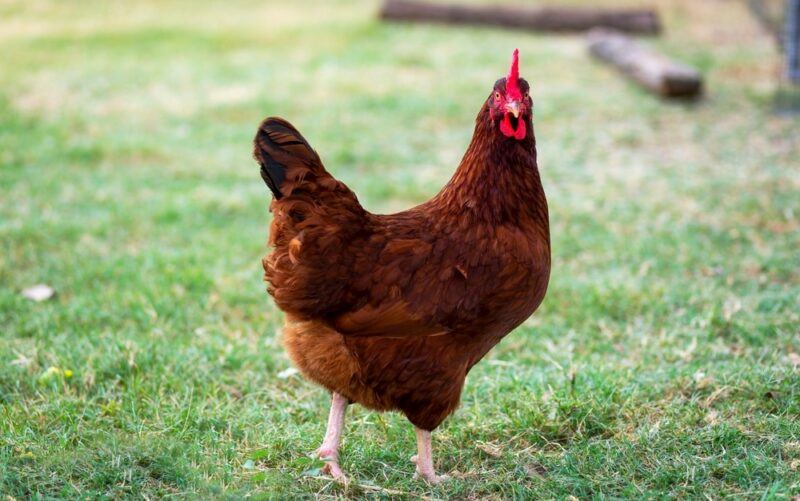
left=256, top=94, right=550, bottom=431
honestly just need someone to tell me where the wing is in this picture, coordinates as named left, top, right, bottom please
left=332, top=299, right=448, bottom=338
left=329, top=221, right=537, bottom=339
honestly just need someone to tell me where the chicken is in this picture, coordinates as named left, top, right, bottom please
left=253, top=49, right=550, bottom=483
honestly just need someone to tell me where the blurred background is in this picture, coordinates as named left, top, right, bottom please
left=1, top=0, right=798, bottom=498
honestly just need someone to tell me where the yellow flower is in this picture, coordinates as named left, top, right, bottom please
left=37, top=366, right=74, bottom=383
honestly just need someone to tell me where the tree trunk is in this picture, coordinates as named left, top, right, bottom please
left=786, top=0, right=800, bottom=83
left=379, top=0, right=661, bottom=35
left=587, top=29, right=702, bottom=98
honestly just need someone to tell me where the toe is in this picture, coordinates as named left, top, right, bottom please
left=415, top=467, right=449, bottom=484
left=321, top=462, right=348, bottom=483
left=410, top=454, right=418, bottom=464
left=425, top=473, right=449, bottom=485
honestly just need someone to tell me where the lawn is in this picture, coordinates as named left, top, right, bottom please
left=1, top=0, right=798, bottom=498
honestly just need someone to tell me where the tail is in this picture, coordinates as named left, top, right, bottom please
left=254, top=117, right=366, bottom=320
left=253, top=117, right=326, bottom=199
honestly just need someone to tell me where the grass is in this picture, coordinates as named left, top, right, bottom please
left=1, top=0, right=798, bottom=498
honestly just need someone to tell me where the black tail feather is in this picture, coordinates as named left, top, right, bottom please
left=257, top=144, right=286, bottom=200
left=253, top=117, right=322, bottom=200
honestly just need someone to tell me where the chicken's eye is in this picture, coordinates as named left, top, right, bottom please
left=494, top=91, right=501, bottom=100
left=524, top=92, right=529, bottom=99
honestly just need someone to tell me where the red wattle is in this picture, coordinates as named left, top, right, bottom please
left=500, top=114, right=526, bottom=140
left=514, top=119, right=526, bottom=140
left=500, top=114, right=514, bottom=137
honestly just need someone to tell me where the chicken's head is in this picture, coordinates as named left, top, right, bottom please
left=488, top=49, right=532, bottom=141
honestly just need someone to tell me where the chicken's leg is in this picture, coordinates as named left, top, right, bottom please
left=316, top=392, right=348, bottom=481
left=413, top=427, right=449, bottom=484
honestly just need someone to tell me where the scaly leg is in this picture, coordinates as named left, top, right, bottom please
left=315, top=392, right=348, bottom=481
left=413, top=427, right=449, bottom=484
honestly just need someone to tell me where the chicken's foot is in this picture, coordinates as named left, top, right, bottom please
left=315, top=392, right=348, bottom=482
left=413, top=427, right=449, bottom=484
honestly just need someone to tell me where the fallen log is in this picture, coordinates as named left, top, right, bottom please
left=587, top=28, right=702, bottom=98
left=379, top=0, right=661, bottom=35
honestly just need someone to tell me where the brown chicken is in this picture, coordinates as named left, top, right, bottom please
left=254, top=49, right=550, bottom=483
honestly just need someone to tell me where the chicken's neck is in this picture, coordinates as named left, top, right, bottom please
left=434, top=106, right=549, bottom=238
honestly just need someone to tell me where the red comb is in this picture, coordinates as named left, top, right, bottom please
left=506, top=48, right=522, bottom=100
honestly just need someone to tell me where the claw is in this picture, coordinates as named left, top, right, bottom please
left=321, top=461, right=348, bottom=483
left=415, top=469, right=450, bottom=484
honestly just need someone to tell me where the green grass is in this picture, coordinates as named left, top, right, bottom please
left=1, top=0, right=799, bottom=498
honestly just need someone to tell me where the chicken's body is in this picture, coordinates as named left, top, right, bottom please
left=254, top=50, right=549, bottom=482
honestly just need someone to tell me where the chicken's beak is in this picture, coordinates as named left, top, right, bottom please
left=505, top=100, right=521, bottom=118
